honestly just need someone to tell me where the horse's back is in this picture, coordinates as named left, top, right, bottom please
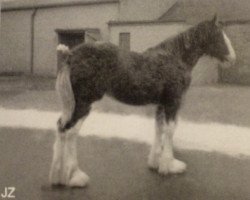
left=69, top=42, right=118, bottom=77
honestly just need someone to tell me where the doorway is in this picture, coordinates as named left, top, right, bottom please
left=56, top=29, right=101, bottom=71
left=56, top=29, right=85, bottom=71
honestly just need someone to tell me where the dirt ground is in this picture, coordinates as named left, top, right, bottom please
left=0, top=76, right=250, bottom=200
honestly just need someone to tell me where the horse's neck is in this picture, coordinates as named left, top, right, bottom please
left=181, top=45, right=204, bottom=68
left=157, top=28, right=206, bottom=70
left=180, top=28, right=208, bottom=68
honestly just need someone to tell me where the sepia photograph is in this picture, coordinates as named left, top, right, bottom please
left=0, top=0, right=249, bottom=199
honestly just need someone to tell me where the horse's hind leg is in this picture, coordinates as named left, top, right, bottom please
left=49, top=66, right=90, bottom=187
left=50, top=114, right=89, bottom=187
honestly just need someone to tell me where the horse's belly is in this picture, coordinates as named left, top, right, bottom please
left=107, top=87, right=160, bottom=106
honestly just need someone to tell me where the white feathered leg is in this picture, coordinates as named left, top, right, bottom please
left=49, top=119, right=89, bottom=187
left=158, top=120, right=187, bottom=175
left=148, top=107, right=164, bottom=169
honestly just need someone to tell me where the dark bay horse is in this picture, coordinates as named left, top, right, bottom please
left=50, top=16, right=236, bottom=187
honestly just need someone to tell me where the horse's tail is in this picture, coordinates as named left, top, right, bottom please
left=56, top=59, right=75, bottom=132
left=57, top=44, right=71, bottom=62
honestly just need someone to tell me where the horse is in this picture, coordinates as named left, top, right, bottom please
left=49, top=16, right=236, bottom=187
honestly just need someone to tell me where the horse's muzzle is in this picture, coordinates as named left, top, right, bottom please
left=225, top=54, right=236, bottom=66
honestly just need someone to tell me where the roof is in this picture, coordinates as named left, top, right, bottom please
left=1, top=0, right=119, bottom=11
left=3, top=0, right=250, bottom=25
left=159, top=0, right=250, bottom=23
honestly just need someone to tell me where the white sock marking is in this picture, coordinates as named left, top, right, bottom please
left=161, top=120, right=175, bottom=159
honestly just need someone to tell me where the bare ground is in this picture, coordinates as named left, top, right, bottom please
left=0, top=128, right=250, bottom=200
left=0, top=76, right=250, bottom=199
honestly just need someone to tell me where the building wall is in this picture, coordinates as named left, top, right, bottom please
left=110, top=23, right=189, bottom=52
left=0, top=1, right=2, bottom=32
left=191, top=56, right=219, bottom=85
left=1, top=3, right=222, bottom=84
left=118, top=0, right=176, bottom=21
left=220, top=24, right=250, bottom=85
left=109, top=23, right=220, bottom=85
left=0, top=10, right=33, bottom=74
left=34, top=3, right=118, bottom=76
left=0, top=3, right=118, bottom=76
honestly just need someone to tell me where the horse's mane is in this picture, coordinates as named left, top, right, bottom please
left=144, top=20, right=213, bottom=58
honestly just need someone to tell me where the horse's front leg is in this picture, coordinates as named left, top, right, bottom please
left=148, top=106, right=164, bottom=169
left=157, top=105, right=187, bottom=175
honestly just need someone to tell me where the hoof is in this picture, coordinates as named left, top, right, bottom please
left=50, top=165, right=62, bottom=186
left=68, top=169, right=89, bottom=187
left=50, top=165, right=89, bottom=187
left=158, top=158, right=187, bottom=175
left=148, top=155, right=159, bottom=170
left=148, top=148, right=162, bottom=170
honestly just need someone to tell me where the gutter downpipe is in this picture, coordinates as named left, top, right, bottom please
left=30, top=8, right=37, bottom=74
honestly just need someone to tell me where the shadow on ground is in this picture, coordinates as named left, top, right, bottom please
left=0, top=127, right=250, bottom=200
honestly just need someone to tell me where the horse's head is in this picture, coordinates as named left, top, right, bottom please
left=202, top=15, right=236, bottom=65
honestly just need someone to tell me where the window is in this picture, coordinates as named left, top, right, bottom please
left=119, top=32, right=130, bottom=51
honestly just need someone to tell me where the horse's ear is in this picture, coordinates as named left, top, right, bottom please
left=211, top=14, right=219, bottom=26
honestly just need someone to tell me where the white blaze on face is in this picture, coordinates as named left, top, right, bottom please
left=223, top=31, right=236, bottom=64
